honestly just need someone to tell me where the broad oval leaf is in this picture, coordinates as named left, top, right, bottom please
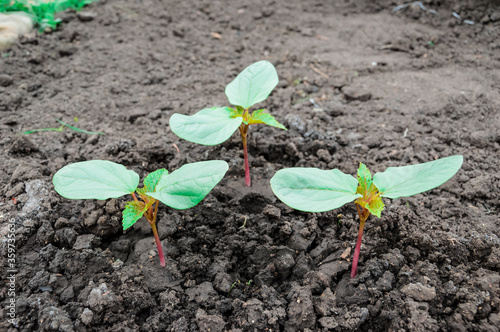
left=225, top=61, right=279, bottom=109
left=146, top=160, right=229, bottom=209
left=270, top=168, right=361, bottom=213
left=53, top=160, right=139, bottom=200
left=170, top=107, right=242, bottom=145
left=373, top=155, right=463, bottom=199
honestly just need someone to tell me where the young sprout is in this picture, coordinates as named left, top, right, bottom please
left=169, top=60, right=286, bottom=187
left=53, top=160, right=228, bottom=267
left=270, top=155, right=463, bottom=278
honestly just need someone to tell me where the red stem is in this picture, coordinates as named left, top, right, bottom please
left=351, top=218, right=366, bottom=278
left=239, top=124, right=251, bottom=187
left=150, top=221, right=165, bottom=267
left=351, top=204, right=371, bottom=278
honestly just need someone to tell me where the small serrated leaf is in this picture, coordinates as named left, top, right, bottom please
left=248, top=109, right=286, bottom=130
left=143, top=169, right=168, bottom=193
left=122, top=201, right=147, bottom=230
left=366, top=195, right=385, bottom=218
left=357, top=163, right=372, bottom=195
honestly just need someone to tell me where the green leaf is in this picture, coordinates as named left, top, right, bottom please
left=356, top=195, right=385, bottom=218
left=357, top=163, right=372, bottom=195
left=373, top=155, right=463, bottom=199
left=137, top=169, right=168, bottom=197
left=170, top=107, right=243, bottom=145
left=225, top=61, right=279, bottom=109
left=270, top=168, right=361, bottom=213
left=146, top=161, right=229, bottom=209
left=53, top=160, right=139, bottom=200
left=143, top=169, right=168, bottom=193
left=248, top=109, right=287, bottom=130
left=122, top=201, right=147, bottom=230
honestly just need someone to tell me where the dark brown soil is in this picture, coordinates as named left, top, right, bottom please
left=1, top=0, right=500, bottom=331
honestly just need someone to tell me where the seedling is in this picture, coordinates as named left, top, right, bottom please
left=169, top=61, right=286, bottom=187
left=53, top=160, right=228, bottom=267
left=1, top=0, right=99, bottom=31
left=21, top=118, right=102, bottom=135
left=270, top=155, right=463, bottom=278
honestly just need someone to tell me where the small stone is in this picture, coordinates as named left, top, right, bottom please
left=77, top=11, right=97, bottom=22
left=54, top=217, right=71, bottom=230
left=262, top=8, right=274, bottom=18
left=196, top=309, right=226, bottom=332
left=112, top=259, right=124, bottom=270
left=342, top=86, right=372, bottom=102
left=263, top=204, right=281, bottom=219
left=401, top=282, right=436, bottom=301
left=73, top=234, right=100, bottom=250
left=490, top=11, right=500, bottom=22
left=81, top=308, right=93, bottom=326
left=0, top=74, right=13, bottom=87
left=85, top=134, right=100, bottom=145
left=314, top=287, right=336, bottom=316
left=213, top=272, right=232, bottom=293
left=375, top=271, right=395, bottom=292
left=316, top=149, right=332, bottom=163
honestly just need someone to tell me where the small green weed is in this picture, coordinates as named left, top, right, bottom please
left=0, top=0, right=99, bottom=31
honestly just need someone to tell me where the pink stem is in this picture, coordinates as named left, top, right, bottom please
left=351, top=218, right=366, bottom=278
left=242, top=137, right=251, bottom=187
left=239, top=124, right=251, bottom=187
left=150, top=221, right=165, bottom=267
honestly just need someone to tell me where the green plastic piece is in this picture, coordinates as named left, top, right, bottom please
left=146, top=160, right=229, bottom=209
left=53, top=160, right=139, bottom=200
left=270, top=168, right=361, bottom=213
left=169, top=107, right=242, bottom=145
left=225, top=61, right=279, bottom=109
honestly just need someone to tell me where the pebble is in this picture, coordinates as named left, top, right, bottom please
left=0, top=74, right=13, bottom=87
left=80, top=308, right=94, bottom=326
left=401, top=282, right=436, bottom=301
left=77, top=11, right=97, bottom=22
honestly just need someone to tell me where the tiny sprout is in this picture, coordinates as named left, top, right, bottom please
left=169, top=60, right=286, bottom=187
left=53, top=160, right=228, bottom=267
left=270, top=155, right=463, bottom=278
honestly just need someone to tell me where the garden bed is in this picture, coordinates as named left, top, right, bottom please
left=1, top=0, right=499, bottom=330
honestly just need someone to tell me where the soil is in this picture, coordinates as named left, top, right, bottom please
left=1, top=0, right=500, bottom=331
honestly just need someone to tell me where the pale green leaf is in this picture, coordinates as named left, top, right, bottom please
left=365, top=196, right=385, bottom=218
left=357, top=163, right=372, bottom=194
left=170, top=107, right=242, bottom=145
left=53, top=160, right=139, bottom=200
left=248, top=109, right=286, bottom=130
left=225, top=61, right=279, bottom=109
left=373, top=155, right=463, bottom=199
left=270, top=168, right=361, bottom=213
left=122, top=201, right=147, bottom=230
left=143, top=169, right=168, bottom=193
left=146, top=160, right=229, bottom=209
